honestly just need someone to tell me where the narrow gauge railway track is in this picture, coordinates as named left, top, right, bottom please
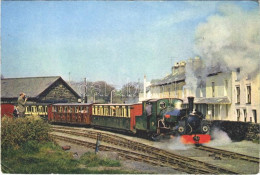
left=51, top=133, right=224, bottom=174
left=195, top=145, right=260, bottom=163
left=51, top=126, right=238, bottom=174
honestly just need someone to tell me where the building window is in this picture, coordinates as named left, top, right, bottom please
left=243, top=109, right=247, bottom=122
left=225, top=104, right=228, bottom=118
left=212, top=105, right=215, bottom=118
left=236, top=86, right=240, bottom=104
left=224, top=80, right=228, bottom=96
left=212, top=82, right=215, bottom=97
left=246, top=85, right=251, bottom=104
left=199, top=84, right=203, bottom=97
left=253, top=110, right=257, bottom=123
left=237, top=109, right=240, bottom=121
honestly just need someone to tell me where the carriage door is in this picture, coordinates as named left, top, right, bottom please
left=145, top=103, right=152, bottom=130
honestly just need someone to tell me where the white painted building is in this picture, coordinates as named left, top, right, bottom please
left=139, top=58, right=260, bottom=123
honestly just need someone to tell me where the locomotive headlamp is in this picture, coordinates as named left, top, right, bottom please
left=178, top=126, right=185, bottom=133
left=201, top=125, right=209, bottom=133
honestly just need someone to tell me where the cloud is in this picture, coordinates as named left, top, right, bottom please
left=194, top=4, right=260, bottom=77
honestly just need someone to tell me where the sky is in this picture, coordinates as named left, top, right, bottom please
left=1, top=1, right=259, bottom=88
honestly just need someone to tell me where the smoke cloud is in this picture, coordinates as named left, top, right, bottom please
left=184, top=60, right=198, bottom=97
left=194, top=4, right=260, bottom=77
left=205, top=128, right=232, bottom=146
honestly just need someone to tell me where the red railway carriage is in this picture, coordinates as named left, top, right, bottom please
left=48, top=103, right=93, bottom=125
left=1, top=104, right=15, bottom=117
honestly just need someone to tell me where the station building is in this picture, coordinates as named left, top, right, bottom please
left=139, top=57, right=260, bottom=123
left=1, top=76, right=80, bottom=104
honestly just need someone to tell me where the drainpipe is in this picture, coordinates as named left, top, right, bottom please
left=144, top=75, right=146, bottom=100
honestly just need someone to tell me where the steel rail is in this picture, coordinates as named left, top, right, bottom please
left=50, top=133, right=220, bottom=174
left=51, top=126, right=238, bottom=174
left=195, top=145, right=260, bottom=163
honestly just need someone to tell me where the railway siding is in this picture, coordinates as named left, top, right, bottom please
left=50, top=126, right=239, bottom=174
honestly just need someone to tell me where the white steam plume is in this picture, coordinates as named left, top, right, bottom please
left=205, top=128, right=232, bottom=146
left=184, top=60, right=198, bottom=97
left=194, top=4, right=260, bottom=77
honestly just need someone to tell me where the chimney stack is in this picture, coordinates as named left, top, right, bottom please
left=188, top=96, right=194, bottom=113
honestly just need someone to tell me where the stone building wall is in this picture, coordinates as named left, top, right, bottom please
left=39, top=80, right=79, bottom=103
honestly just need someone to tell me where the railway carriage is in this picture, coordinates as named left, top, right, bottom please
left=91, top=103, right=142, bottom=132
left=25, top=104, right=49, bottom=119
left=1, top=103, right=49, bottom=119
left=1, top=104, right=15, bottom=117
left=48, top=103, right=92, bottom=125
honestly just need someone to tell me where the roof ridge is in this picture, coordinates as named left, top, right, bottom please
left=2, top=76, right=61, bottom=80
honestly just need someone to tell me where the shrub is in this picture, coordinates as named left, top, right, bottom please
left=1, top=116, right=51, bottom=150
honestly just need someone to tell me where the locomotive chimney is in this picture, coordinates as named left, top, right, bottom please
left=188, top=96, right=194, bottom=113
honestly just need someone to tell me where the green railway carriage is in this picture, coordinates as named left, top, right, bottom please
left=91, top=103, right=143, bottom=132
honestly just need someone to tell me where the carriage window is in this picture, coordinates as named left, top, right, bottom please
left=53, top=106, right=57, bottom=112
left=111, top=106, right=116, bottom=116
left=100, top=106, right=103, bottom=115
left=81, top=106, right=86, bottom=113
left=34, top=106, right=37, bottom=113
left=68, top=107, right=72, bottom=113
left=95, top=106, right=98, bottom=115
left=59, top=107, right=63, bottom=112
left=104, top=107, right=108, bottom=116
left=25, top=106, right=29, bottom=113
left=122, top=107, right=126, bottom=117
left=38, top=106, right=42, bottom=112
left=64, top=107, right=67, bottom=112
left=75, top=107, right=78, bottom=113
left=128, top=106, right=131, bottom=117
left=159, top=101, right=166, bottom=109
left=118, top=107, right=122, bottom=117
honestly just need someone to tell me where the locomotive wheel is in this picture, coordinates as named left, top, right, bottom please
left=151, top=133, right=160, bottom=141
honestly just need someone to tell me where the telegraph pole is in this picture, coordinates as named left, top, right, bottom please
left=84, top=78, right=87, bottom=103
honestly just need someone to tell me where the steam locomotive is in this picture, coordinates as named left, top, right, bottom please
left=1, top=97, right=211, bottom=145
left=135, top=97, right=210, bottom=144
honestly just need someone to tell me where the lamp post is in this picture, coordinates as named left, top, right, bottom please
left=110, top=90, right=116, bottom=104
left=175, top=78, right=177, bottom=97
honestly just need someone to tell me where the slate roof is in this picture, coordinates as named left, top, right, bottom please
left=151, top=72, right=186, bottom=86
left=150, top=64, right=223, bottom=87
left=1, top=76, right=79, bottom=99
left=183, top=97, right=231, bottom=104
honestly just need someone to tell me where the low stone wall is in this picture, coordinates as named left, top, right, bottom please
left=206, top=120, right=260, bottom=141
